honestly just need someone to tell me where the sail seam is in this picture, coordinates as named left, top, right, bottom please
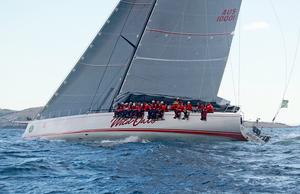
left=147, top=28, right=233, bottom=37
left=80, top=62, right=124, bottom=67
left=135, top=56, right=227, bottom=62
left=121, top=1, right=153, bottom=5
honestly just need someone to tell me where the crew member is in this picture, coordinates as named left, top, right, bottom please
left=206, top=103, right=214, bottom=113
left=114, top=103, right=122, bottom=118
left=158, top=101, right=168, bottom=120
left=137, top=103, right=144, bottom=118
left=197, top=103, right=205, bottom=112
left=123, top=103, right=130, bottom=118
left=148, top=100, right=157, bottom=119
left=172, top=98, right=180, bottom=119
left=132, top=103, right=138, bottom=118
left=201, top=106, right=208, bottom=121
left=144, top=103, right=150, bottom=112
left=183, top=101, right=193, bottom=120
left=174, top=102, right=184, bottom=119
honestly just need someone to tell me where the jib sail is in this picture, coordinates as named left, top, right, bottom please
left=39, top=0, right=156, bottom=119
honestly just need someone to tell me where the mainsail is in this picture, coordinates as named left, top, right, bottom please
left=119, top=0, right=242, bottom=102
left=39, top=0, right=242, bottom=119
left=39, top=0, right=156, bottom=119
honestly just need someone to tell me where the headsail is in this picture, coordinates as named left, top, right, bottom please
left=118, top=0, right=242, bottom=103
left=39, top=0, right=156, bottom=119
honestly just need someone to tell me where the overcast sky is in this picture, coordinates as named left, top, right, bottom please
left=0, top=0, right=299, bottom=125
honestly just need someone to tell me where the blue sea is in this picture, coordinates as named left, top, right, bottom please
left=0, top=128, right=299, bottom=194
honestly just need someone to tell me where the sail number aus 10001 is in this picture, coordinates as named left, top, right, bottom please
left=217, top=9, right=238, bottom=22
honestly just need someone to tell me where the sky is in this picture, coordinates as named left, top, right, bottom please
left=0, top=0, right=299, bottom=125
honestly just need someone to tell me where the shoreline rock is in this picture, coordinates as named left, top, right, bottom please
left=0, top=107, right=42, bottom=129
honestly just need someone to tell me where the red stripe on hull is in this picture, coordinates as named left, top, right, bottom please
left=27, top=128, right=247, bottom=141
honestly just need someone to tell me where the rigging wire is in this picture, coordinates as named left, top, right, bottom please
left=269, top=0, right=299, bottom=122
left=272, top=28, right=300, bottom=122
left=221, top=0, right=238, bottom=106
left=238, top=9, right=242, bottom=108
left=269, top=0, right=289, bottom=93
left=269, top=0, right=288, bottom=122
left=283, top=28, right=300, bottom=99
left=229, top=54, right=238, bottom=105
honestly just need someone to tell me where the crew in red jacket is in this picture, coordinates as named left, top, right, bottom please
left=158, top=101, right=168, bottom=120
left=171, top=98, right=180, bottom=110
left=174, top=102, right=184, bottom=119
left=114, top=103, right=124, bottom=118
left=206, top=103, right=214, bottom=113
left=148, top=100, right=157, bottom=119
left=186, top=102, right=193, bottom=112
left=131, top=103, right=138, bottom=117
left=144, top=103, right=150, bottom=112
left=183, top=101, right=193, bottom=120
left=136, top=103, right=144, bottom=118
left=197, top=103, right=205, bottom=112
left=201, top=106, right=208, bottom=121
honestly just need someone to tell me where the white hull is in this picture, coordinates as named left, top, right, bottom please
left=23, top=112, right=246, bottom=141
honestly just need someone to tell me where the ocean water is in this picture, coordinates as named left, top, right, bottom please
left=0, top=128, right=299, bottom=194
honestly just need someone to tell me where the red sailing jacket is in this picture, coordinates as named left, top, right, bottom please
left=177, top=104, right=184, bottom=112
left=186, top=104, right=193, bottom=111
left=144, top=104, right=150, bottom=111
left=206, top=104, right=214, bottom=113
left=159, top=104, right=168, bottom=112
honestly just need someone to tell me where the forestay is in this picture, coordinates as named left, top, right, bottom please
left=119, top=0, right=242, bottom=102
left=39, top=0, right=156, bottom=119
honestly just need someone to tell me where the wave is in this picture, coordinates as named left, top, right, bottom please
left=271, top=131, right=300, bottom=145
left=99, top=136, right=150, bottom=147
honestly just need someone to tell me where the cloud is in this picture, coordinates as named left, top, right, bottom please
left=243, top=21, right=270, bottom=31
